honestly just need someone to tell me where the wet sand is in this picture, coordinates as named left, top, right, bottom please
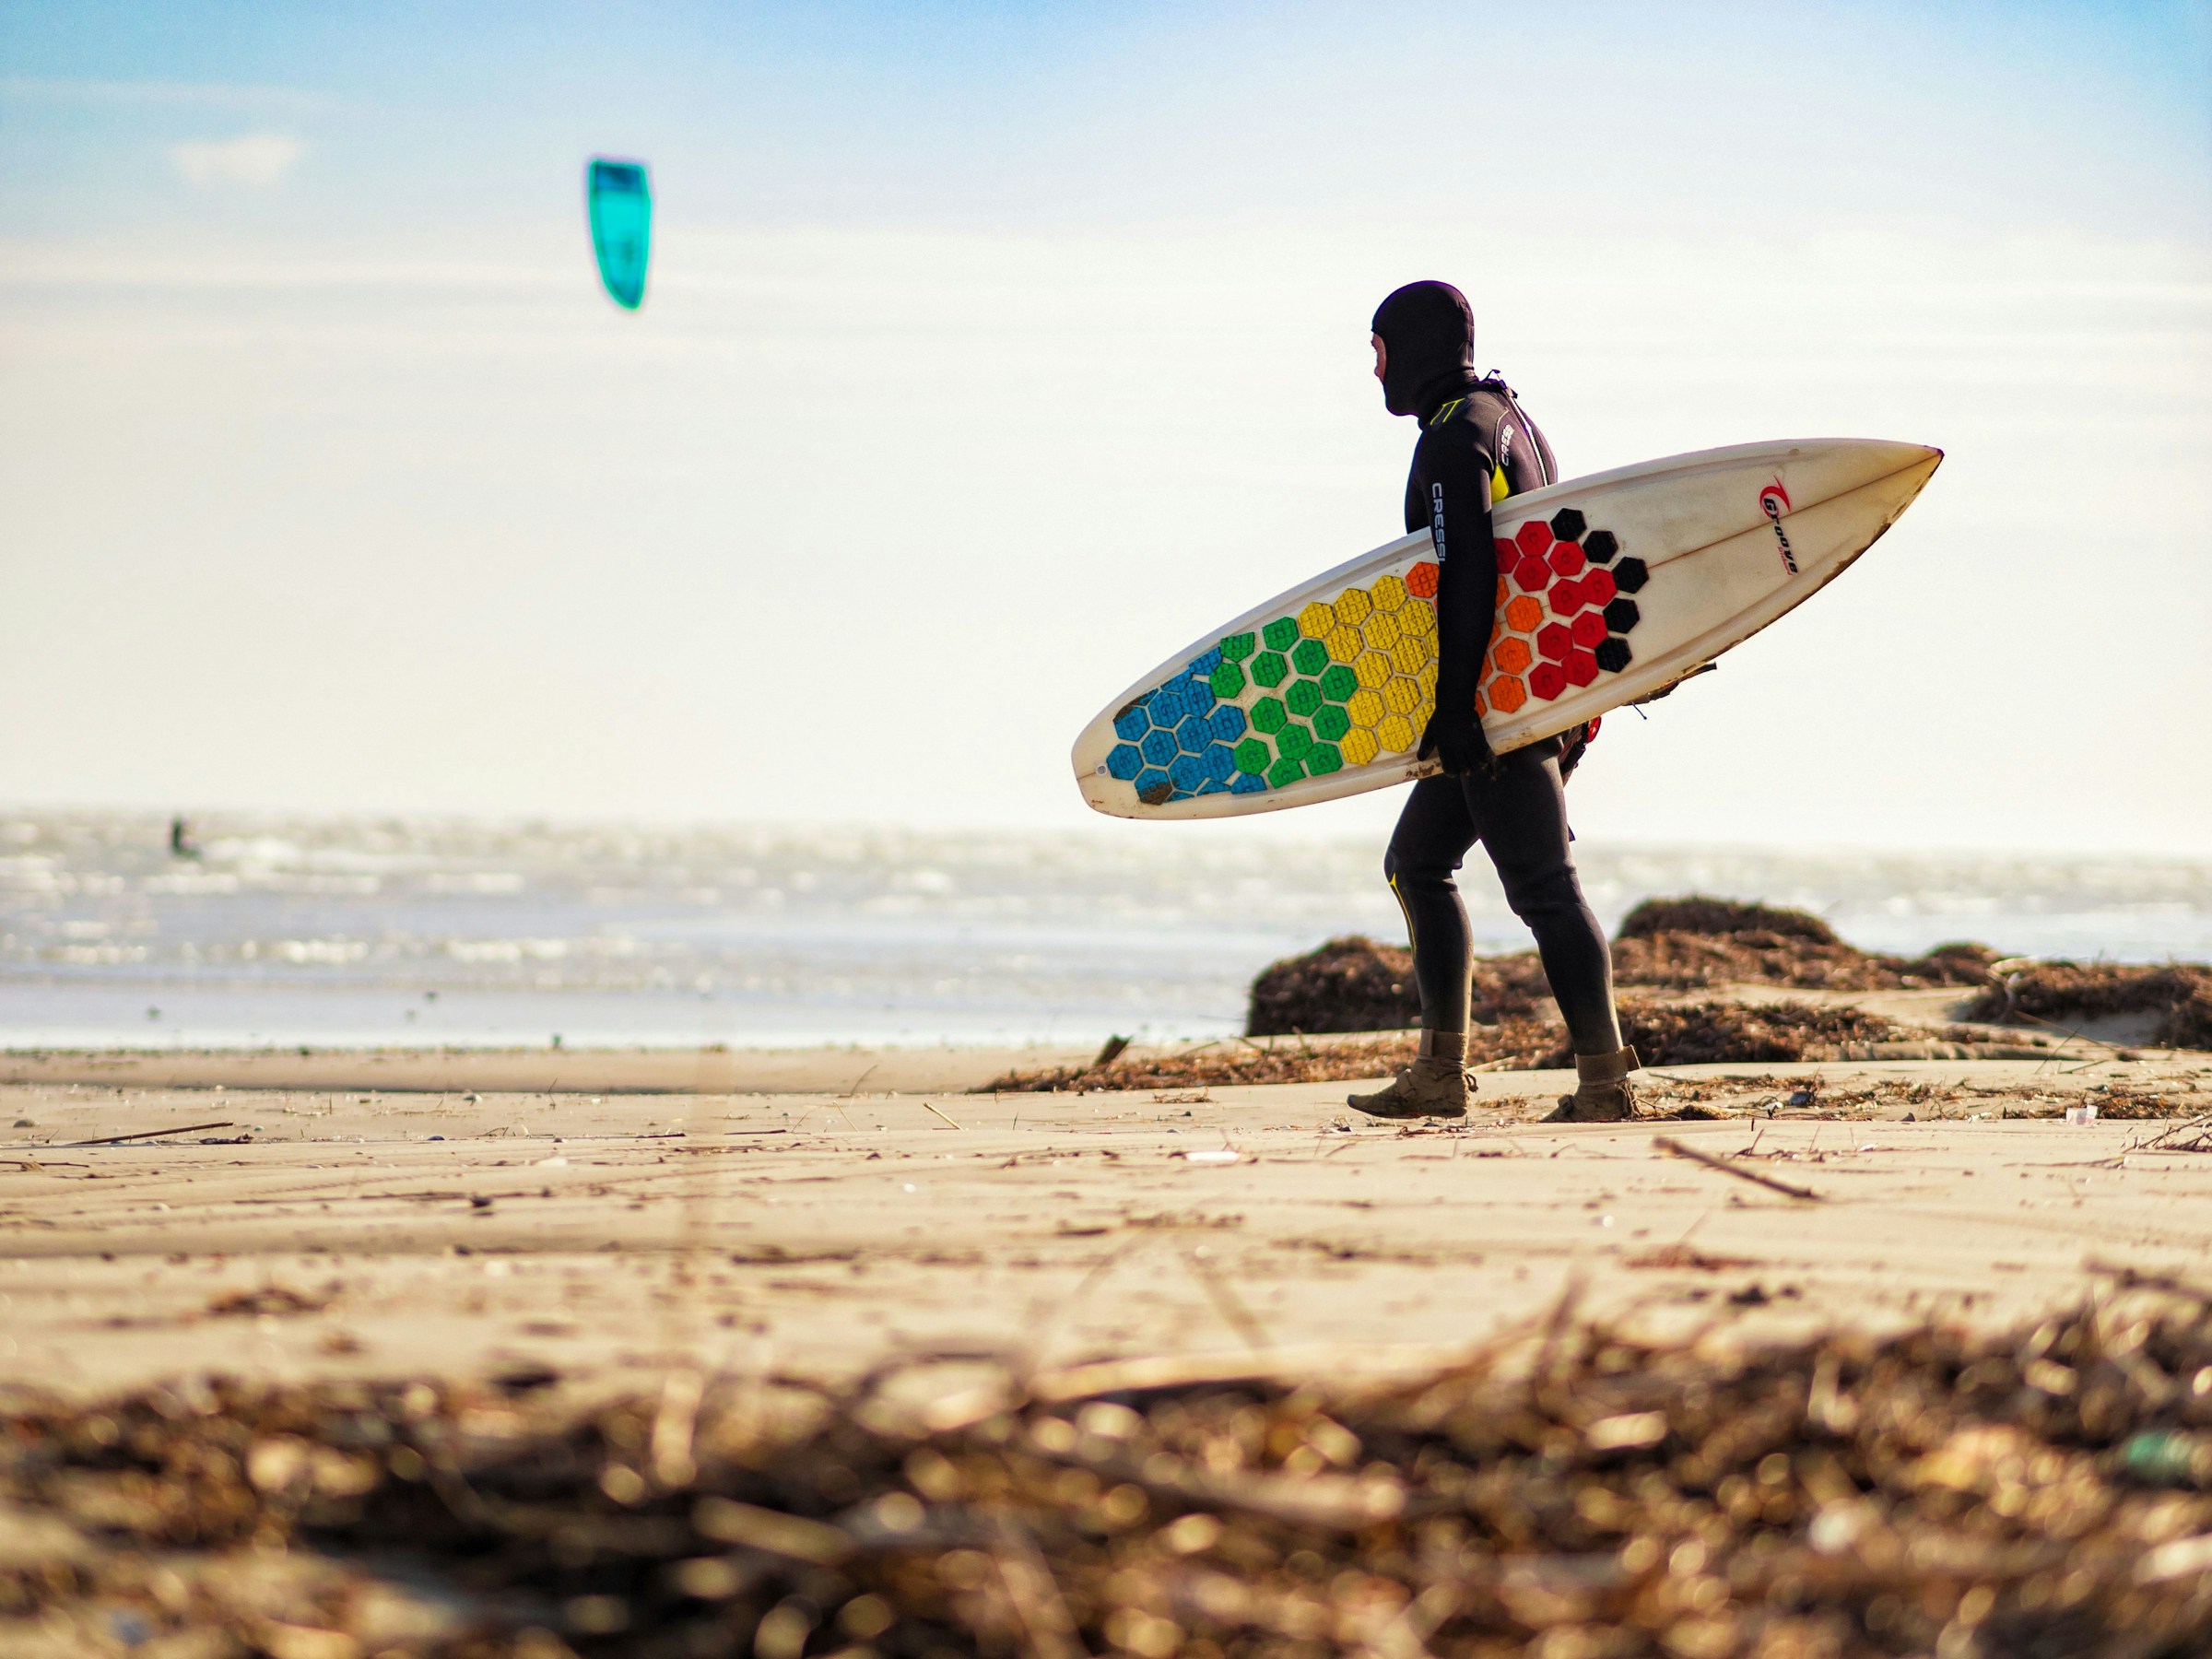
left=5, top=1048, right=2208, bottom=1405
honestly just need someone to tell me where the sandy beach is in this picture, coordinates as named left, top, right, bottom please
left=6, top=1042, right=2207, bottom=1405
left=8, top=5, right=2207, bottom=1641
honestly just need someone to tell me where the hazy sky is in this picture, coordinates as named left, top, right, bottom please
left=3, top=1, right=2208, bottom=852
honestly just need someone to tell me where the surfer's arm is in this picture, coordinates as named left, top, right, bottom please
left=1413, top=423, right=1500, bottom=774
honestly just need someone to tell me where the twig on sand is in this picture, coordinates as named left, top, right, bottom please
left=1182, top=1248, right=1273, bottom=1353
left=1535, top=1273, right=1586, bottom=1385
left=990, top=1513, right=1087, bottom=1659
left=1012, top=1240, right=1141, bottom=1384
left=1653, top=1135, right=1823, bottom=1202
left=922, top=1100, right=964, bottom=1131
left=651, top=1368, right=703, bottom=1488
left=2086, top=1260, right=2212, bottom=1306
left=2125, top=1112, right=2212, bottom=1154
left=56, top=1121, right=235, bottom=1147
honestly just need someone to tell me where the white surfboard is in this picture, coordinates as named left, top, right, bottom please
left=1073, top=438, right=1941, bottom=819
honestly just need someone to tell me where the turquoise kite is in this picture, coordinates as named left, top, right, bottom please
left=586, top=159, right=652, bottom=310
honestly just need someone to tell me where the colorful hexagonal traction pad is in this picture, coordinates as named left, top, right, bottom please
left=1107, top=509, right=1647, bottom=806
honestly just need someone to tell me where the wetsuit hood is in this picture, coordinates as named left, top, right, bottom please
left=1371, top=280, right=1476, bottom=418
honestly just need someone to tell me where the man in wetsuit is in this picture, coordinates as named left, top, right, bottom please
left=1347, top=281, right=1641, bottom=1123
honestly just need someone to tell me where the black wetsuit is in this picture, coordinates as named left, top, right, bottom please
left=1371, top=282, right=1621, bottom=1054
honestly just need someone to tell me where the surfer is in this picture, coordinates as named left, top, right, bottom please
left=1347, top=281, right=1641, bottom=1124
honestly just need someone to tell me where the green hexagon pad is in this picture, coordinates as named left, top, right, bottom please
left=1231, top=737, right=1270, bottom=775
left=1250, top=652, right=1288, bottom=689
left=1208, top=661, right=1246, bottom=700
left=1291, top=638, right=1328, bottom=677
left=1220, top=631, right=1256, bottom=663
left=1262, top=617, right=1300, bottom=653
left=1266, top=755, right=1306, bottom=787
left=1277, top=724, right=1313, bottom=760
left=1307, top=743, right=1343, bottom=776
left=1312, top=705, right=1350, bottom=742
left=1319, top=664, right=1358, bottom=702
left=1285, top=678, right=1324, bottom=718
left=1250, top=696, right=1288, bottom=735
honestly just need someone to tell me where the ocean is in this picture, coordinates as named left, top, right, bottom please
left=3, top=810, right=2208, bottom=1052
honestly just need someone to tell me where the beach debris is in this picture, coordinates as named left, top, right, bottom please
left=1611, top=1000, right=1906, bottom=1066
left=1180, top=1148, right=1240, bottom=1165
left=54, top=1120, right=234, bottom=1148
left=204, top=1284, right=331, bottom=1318
left=1624, top=1241, right=1759, bottom=1271
left=1247, top=900, right=2008, bottom=1038
left=1247, top=935, right=1548, bottom=1035
left=1612, top=898, right=1998, bottom=992
left=2067, top=1102, right=2101, bottom=1124
left=4, top=1290, right=2211, bottom=1655
left=1653, top=1134, right=1824, bottom=1201
left=984, top=1003, right=1928, bottom=1093
left=1962, top=960, right=2212, bottom=1050
left=2122, top=1112, right=2212, bottom=1156
left=1090, top=1034, right=1134, bottom=1070
left=983, top=1033, right=1428, bottom=1094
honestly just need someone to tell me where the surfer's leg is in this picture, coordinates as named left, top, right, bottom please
left=1469, top=748, right=1623, bottom=1056
left=1352, top=782, right=1479, bottom=1118
left=1382, top=777, right=1478, bottom=1031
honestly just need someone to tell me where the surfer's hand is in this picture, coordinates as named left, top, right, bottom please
left=1418, top=707, right=1492, bottom=778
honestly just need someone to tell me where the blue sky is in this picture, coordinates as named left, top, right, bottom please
left=1, top=2, right=2208, bottom=850
left=6, top=1, right=2206, bottom=236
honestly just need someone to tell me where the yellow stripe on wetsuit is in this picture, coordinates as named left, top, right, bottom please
left=1426, top=397, right=1514, bottom=503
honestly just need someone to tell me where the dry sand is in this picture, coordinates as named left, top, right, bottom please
left=6, top=1043, right=2209, bottom=1406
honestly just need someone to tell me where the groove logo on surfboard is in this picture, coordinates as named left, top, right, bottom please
left=1760, top=479, right=1799, bottom=574
left=1100, top=507, right=1645, bottom=807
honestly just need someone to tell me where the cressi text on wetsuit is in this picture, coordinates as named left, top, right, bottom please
left=1371, top=280, right=1621, bottom=1055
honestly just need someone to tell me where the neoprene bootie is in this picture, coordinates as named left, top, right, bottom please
left=1348, top=1029, right=1472, bottom=1120
left=1543, top=1045, right=1642, bottom=1123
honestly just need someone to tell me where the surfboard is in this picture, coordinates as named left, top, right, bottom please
left=1073, top=437, right=1941, bottom=819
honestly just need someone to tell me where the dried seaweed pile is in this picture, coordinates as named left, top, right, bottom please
left=1246, top=900, right=1999, bottom=1039
left=1610, top=932, right=1998, bottom=997
left=2079, top=1083, right=2212, bottom=1123
left=7, top=1297, right=2212, bottom=1657
left=983, top=1004, right=1915, bottom=1093
left=1609, top=1003, right=1906, bottom=1069
left=982, top=1033, right=1436, bottom=1096
left=1246, top=938, right=1550, bottom=1038
left=1611, top=900, right=1994, bottom=990
left=1962, top=963, right=2212, bottom=1052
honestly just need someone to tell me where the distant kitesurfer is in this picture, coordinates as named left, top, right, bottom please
left=169, top=816, right=200, bottom=860
left=1347, top=282, right=1640, bottom=1123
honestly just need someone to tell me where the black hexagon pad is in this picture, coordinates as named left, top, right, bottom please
left=1583, top=530, right=1618, bottom=564
left=1547, top=507, right=1587, bottom=543
left=1603, top=597, right=1641, bottom=633
left=1594, top=637, right=1632, bottom=674
left=1611, top=556, right=1648, bottom=594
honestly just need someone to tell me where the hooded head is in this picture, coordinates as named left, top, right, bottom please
left=1371, top=280, right=1475, bottom=418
